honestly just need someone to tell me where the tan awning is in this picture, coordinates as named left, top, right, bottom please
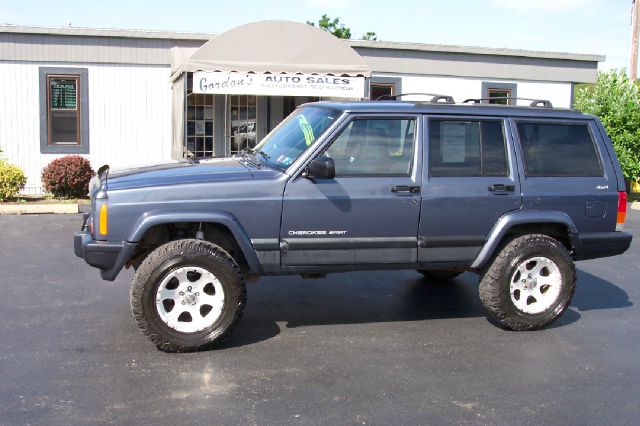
left=172, top=20, right=371, bottom=79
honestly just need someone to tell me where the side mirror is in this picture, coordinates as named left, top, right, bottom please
left=304, top=156, right=335, bottom=180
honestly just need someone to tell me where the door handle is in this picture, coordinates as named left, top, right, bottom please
left=488, top=184, right=515, bottom=192
left=391, top=185, right=421, bottom=193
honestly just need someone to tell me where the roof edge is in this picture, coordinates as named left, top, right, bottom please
left=0, top=24, right=216, bottom=41
left=347, top=39, right=605, bottom=63
left=0, top=24, right=605, bottom=62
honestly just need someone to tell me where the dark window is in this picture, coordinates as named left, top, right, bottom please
left=39, top=67, right=89, bottom=154
left=516, top=122, right=602, bottom=177
left=488, top=88, right=512, bottom=105
left=429, top=120, right=508, bottom=177
left=370, top=83, right=395, bottom=100
left=326, top=118, right=415, bottom=176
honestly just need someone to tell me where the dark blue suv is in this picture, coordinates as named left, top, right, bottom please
left=75, top=99, right=632, bottom=352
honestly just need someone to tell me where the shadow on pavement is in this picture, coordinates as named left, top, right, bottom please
left=571, top=269, right=633, bottom=311
left=221, top=266, right=633, bottom=349
left=221, top=272, right=481, bottom=349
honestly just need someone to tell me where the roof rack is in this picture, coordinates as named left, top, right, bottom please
left=462, top=97, right=553, bottom=108
left=375, top=92, right=456, bottom=104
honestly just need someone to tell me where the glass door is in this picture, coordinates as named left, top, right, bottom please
left=229, top=95, right=257, bottom=155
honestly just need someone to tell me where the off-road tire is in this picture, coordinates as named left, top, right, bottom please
left=479, top=234, right=575, bottom=331
left=130, top=239, right=246, bottom=352
left=416, top=270, right=463, bottom=280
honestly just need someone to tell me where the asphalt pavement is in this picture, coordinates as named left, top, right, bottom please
left=0, top=212, right=638, bottom=425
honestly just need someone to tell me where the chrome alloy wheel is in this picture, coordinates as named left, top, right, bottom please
left=155, top=266, right=225, bottom=333
left=509, top=256, right=562, bottom=315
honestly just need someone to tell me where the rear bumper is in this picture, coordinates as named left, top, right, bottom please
left=575, top=231, right=633, bottom=261
left=74, top=231, right=137, bottom=281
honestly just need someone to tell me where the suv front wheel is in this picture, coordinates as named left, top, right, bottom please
left=479, top=234, right=575, bottom=330
left=130, top=239, right=246, bottom=352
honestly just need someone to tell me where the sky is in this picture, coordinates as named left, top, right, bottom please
left=0, top=0, right=635, bottom=70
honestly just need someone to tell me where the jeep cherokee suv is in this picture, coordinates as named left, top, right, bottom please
left=74, top=98, right=632, bottom=352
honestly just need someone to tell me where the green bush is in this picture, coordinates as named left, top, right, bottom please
left=0, top=160, right=27, bottom=200
left=574, top=69, right=640, bottom=181
left=41, top=155, right=94, bottom=198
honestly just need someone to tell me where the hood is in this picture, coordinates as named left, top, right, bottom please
left=105, top=158, right=254, bottom=191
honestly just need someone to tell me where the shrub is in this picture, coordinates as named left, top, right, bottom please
left=0, top=160, right=27, bottom=200
left=41, top=155, right=94, bottom=198
left=574, top=69, right=640, bottom=181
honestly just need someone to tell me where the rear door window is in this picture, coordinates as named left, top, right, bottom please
left=429, top=119, right=508, bottom=177
left=516, top=121, right=602, bottom=177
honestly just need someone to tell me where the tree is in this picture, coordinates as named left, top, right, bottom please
left=574, top=69, right=640, bottom=181
left=307, top=14, right=377, bottom=40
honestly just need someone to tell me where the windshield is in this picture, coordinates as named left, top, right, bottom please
left=252, top=106, right=341, bottom=169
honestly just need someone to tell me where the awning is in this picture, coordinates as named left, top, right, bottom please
left=173, top=20, right=371, bottom=78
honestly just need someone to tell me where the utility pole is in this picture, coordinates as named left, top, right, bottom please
left=632, top=0, right=640, bottom=81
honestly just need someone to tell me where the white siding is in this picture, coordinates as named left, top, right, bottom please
left=378, top=74, right=572, bottom=108
left=0, top=61, right=172, bottom=191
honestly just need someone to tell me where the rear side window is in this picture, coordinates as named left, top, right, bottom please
left=516, top=122, right=602, bottom=177
left=429, top=119, right=507, bottom=177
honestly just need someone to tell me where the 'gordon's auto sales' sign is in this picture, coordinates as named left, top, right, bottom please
left=192, top=71, right=366, bottom=98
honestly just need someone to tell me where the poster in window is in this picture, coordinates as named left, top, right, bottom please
left=195, top=121, right=205, bottom=136
left=441, top=122, right=467, bottom=163
left=50, top=79, right=77, bottom=110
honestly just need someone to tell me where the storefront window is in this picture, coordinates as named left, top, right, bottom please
left=230, top=95, right=257, bottom=155
left=185, top=93, right=214, bottom=158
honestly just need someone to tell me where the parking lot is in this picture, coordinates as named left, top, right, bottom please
left=0, top=212, right=638, bottom=425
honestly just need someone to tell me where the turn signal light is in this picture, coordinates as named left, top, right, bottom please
left=616, top=191, right=627, bottom=231
left=99, top=204, right=108, bottom=235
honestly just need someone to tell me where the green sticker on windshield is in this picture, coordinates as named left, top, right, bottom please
left=298, top=115, right=315, bottom=146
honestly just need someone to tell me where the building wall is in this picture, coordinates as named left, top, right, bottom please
left=0, top=61, right=172, bottom=191
left=379, top=74, right=572, bottom=108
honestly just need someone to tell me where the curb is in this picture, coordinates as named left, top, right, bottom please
left=0, top=203, right=82, bottom=215
left=631, top=201, right=640, bottom=211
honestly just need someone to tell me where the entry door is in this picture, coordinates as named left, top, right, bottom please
left=418, top=116, right=522, bottom=263
left=281, top=116, right=422, bottom=267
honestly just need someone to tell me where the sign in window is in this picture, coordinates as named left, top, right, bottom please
left=47, top=75, right=80, bottom=145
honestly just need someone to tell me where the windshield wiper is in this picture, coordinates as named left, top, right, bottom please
left=256, top=150, right=270, bottom=160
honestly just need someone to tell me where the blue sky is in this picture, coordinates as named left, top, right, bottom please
left=0, top=0, right=634, bottom=70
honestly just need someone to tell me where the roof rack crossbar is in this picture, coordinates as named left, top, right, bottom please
left=461, top=97, right=553, bottom=108
left=375, top=92, right=455, bottom=104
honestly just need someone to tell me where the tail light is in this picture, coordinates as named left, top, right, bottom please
left=616, top=191, right=627, bottom=231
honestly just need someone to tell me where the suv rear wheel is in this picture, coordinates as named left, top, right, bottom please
left=479, top=234, right=575, bottom=330
left=130, top=239, right=246, bottom=352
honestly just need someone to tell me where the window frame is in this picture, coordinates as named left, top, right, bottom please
left=39, top=67, right=89, bottom=154
left=427, top=117, right=510, bottom=178
left=481, top=82, right=517, bottom=105
left=513, top=119, right=604, bottom=178
left=369, top=77, right=402, bottom=101
left=319, top=115, right=419, bottom=178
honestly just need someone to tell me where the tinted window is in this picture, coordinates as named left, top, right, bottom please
left=516, top=122, right=602, bottom=177
left=429, top=120, right=507, bottom=176
left=325, top=118, right=415, bottom=176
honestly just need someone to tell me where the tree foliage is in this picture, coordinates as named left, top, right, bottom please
left=307, top=14, right=377, bottom=40
left=574, top=69, right=640, bottom=181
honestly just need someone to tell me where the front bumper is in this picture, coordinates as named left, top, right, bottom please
left=74, top=231, right=137, bottom=281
